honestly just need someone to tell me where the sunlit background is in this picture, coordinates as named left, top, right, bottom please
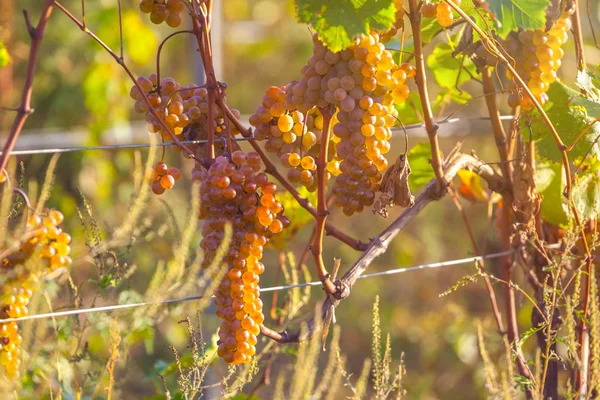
left=1, top=0, right=600, bottom=398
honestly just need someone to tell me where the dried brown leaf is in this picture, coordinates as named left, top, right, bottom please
left=373, top=155, right=414, bottom=218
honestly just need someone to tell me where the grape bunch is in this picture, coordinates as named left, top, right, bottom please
left=198, top=151, right=288, bottom=364
left=130, top=74, right=189, bottom=140
left=130, top=76, right=242, bottom=159
left=421, top=1, right=459, bottom=28
left=501, top=8, right=574, bottom=112
left=1, top=210, right=72, bottom=378
left=289, top=33, right=413, bottom=215
left=251, top=33, right=415, bottom=215
left=249, top=86, right=340, bottom=191
left=178, top=84, right=242, bottom=160
left=139, top=0, right=186, bottom=27
left=146, top=161, right=181, bottom=195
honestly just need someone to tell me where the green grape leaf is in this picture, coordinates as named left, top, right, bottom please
left=0, top=37, right=10, bottom=68
left=295, top=0, right=396, bottom=52
left=268, top=187, right=316, bottom=250
left=571, top=161, right=600, bottom=223
left=427, top=43, right=477, bottom=89
left=433, top=87, right=472, bottom=108
left=535, top=160, right=568, bottom=226
left=407, top=142, right=436, bottom=190
left=460, top=2, right=497, bottom=42
left=488, top=0, right=549, bottom=38
left=529, top=81, right=600, bottom=162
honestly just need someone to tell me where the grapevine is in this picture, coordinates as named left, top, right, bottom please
left=3, top=0, right=598, bottom=396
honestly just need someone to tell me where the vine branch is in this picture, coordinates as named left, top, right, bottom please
left=263, top=149, right=510, bottom=343
left=312, top=105, right=338, bottom=294
left=0, top=0, right=55, bottom=176
left=408, top=0, right=447, bottom=197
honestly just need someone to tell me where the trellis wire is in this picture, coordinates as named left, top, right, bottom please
left=0, top=250, right=512, bottom=324
left=1, top=115, right=516, bottom=156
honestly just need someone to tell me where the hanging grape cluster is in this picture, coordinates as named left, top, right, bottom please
left=250, top=33, right=415, bottom=215
left=130, top=76, right=242, bottom=161
left=139, top=0, right=186, bottom=27
left=496, top=8, right=574, bottom=112
left=146, top=161, right=181, bottom=195
left=198, top=151, right=288, bottom=364
left=1, top=210, right=72, bottom=379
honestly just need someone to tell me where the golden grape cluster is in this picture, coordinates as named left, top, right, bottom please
left=130, top=76, right=241, bottom=159
left=139, top=0, right=186, bottom=27
left=198, top=151, right=288, bottom=364
left=250, top=33, right=415, bottom=215
left=422, top=1, right=460, bottom=28
left=146, top=161, right=181, bottom=195
left=250, top=86, right=337, bottom=191
left=502, top=9, right=574, bottom=112
left=1, top=210, right=72, bottom=379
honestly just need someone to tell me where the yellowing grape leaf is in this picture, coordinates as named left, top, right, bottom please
left=295, top=0, right=396, bottom=52
left=456, top=169, right=490, bottom=202
left=488, top=0, right=549, bottom=38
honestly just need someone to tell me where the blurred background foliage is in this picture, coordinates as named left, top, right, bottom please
left=0, top=0, right=599, bottom=399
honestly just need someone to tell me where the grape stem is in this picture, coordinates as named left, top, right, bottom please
left=54, top=2, right=200, bottom=164
left=0, top=1, right=55, bottom=178
left=408, top=0, right=448, bottom=198
left=480, top=67, right=512, bottom=186
left=311, top=105, right=338, bottom=296
left=190, top=11, right=217, bottom=163
left=444, top=0, right=573, bottom=198
left=571, top=204, right=593, bottom=395
left=571, top=0, right=586, bottom=73
left=481, top=67, right=535, bottom=387
left=156, top=30, right=194, bottom=88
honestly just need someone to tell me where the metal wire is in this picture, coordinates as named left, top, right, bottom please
left=1, top=115, right=516, bottom=156
left=2, top=138, right=256, bottom=156
left=0, top=250, right=511, bottom=324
